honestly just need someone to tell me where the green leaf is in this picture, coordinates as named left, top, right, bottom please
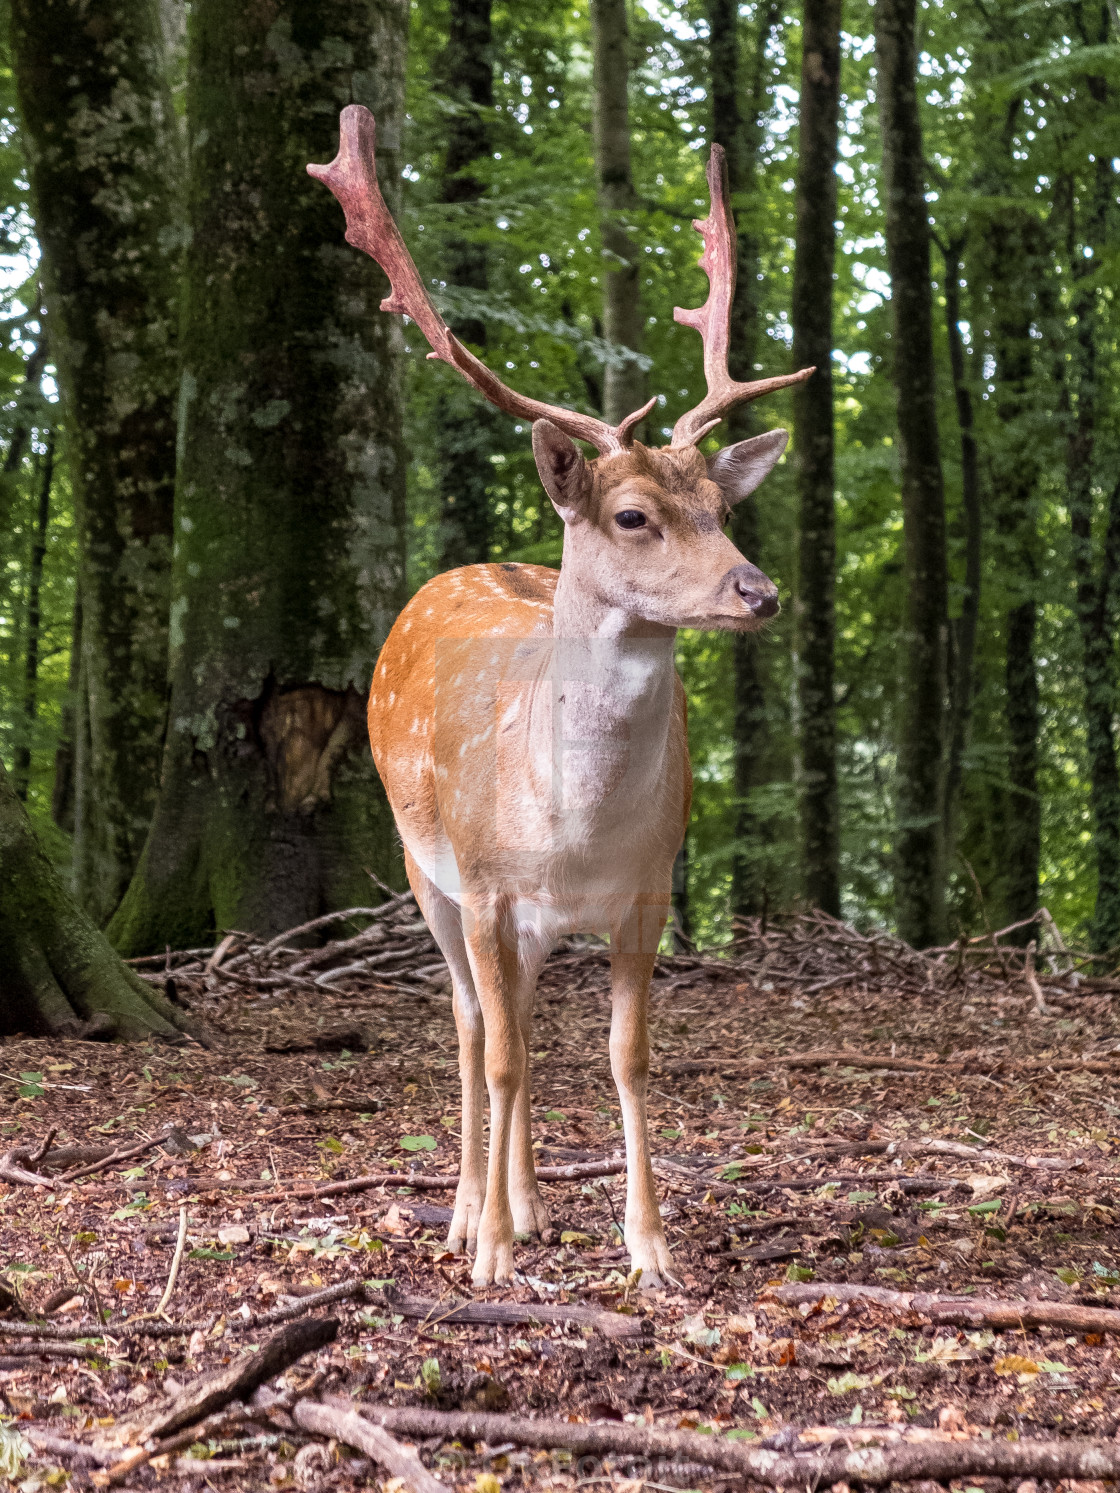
left=399, top=1134, right=437, bottom=1152
left=1055, top=1266, right=1081, bottom=1285
left=724, top=1363, right=754, bottom=1380
left=827, top=1372, right=872, bottom=1395
left=544, top=1110, right=567, bottom=1121
left=320, top=1136, right=344, bottom=1154
left=847, top=1191, right=877, bottom=1203
left=750, top=1397, right=768, bottom=1419
left=112, top=1195, right=151, bottom=1220
left=1039, top=1360, right=1072, bottom=1374
left=659, top=1128, right=683, bottom=1140
left=968, top=1199, right=1002, bottom=1214
left=189, top=1248, right=234, bottom=1261
left=420, top=1357, right=441, bottom=1394
left=719, top=1163, right=745, bottom=1181
left=219, top=1074, right=257, bottom=1088
left=786, top=1263, right=815, bottom=1283
left=725, top=1428, right=758, bottom=1442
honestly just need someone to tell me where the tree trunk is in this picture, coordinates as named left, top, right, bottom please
left=875, top=0, right=949, bottom=947
left=939, top=237, right=981, bottom=882
left=708, top=0, right=782, bottom=920
left=791, top=0, right=842, bottom=917
left=436, top=0, right=498, bottom=569
left=51, top=589, right=81, bottom=835
left=591, top=0, right=647, bottom=426
left=0, top=759, right=199, bottom=1039
left=1065, top=149, right=1120, bottom=951
left=11, top=0, right=183, bottom=925
left=12, top=435, right=53, bottom=802
left=108, top=0, right=409, bottom=955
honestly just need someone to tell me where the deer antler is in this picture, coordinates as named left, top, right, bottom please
left=308, top=106, right=655, bottom=457
left=671, top=145, right=813, bottom=448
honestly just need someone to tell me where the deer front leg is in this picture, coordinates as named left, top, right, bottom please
left=464, top=906, right=525, bottom=1285
left=609, top=928, right=675, bottom=1288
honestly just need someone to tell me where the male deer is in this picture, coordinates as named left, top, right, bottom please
left=310, top=107, right=810, bottom=1286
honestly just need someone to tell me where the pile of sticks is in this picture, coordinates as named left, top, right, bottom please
left=125, top=888, right=451, bottom=1001
left=126, top=893, right=1115, bottom=1010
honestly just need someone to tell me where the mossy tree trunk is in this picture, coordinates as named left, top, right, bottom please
left=11, top=0, right=183, bottom=925
left=108, top=0, right=409, bottom=956
left=0, top=760, right=196, bottom=1039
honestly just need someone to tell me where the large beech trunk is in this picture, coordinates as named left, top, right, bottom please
left=591, top=0, right=647, bottom=426
left=0, top=762, right=197, bottom=1039
left=108, top=0, right=409, bottom=955
left=791, top=0, right=842, bottom=917
left=875, top=0, right=950, bottom=947
left=11, top=0, right=182, bottom=925
left=436, top=0, right=498, bottom=569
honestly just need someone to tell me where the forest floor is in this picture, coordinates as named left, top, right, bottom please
left=2, top=922, right=1120, bottom=1493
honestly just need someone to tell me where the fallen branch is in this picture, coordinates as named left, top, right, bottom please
left=248, top=1154, right=626, bottom=1204
left=140, top=1317, right=339, bottom=1440
left=104, top=1404, right=252, bottom=1485
left=769, top=1281, right=1120, bottom=1336
left=294, top=1400, right=444, bottom=1493
left=316, top=1396, right=1120, bottom=1488
left=388, top=1292, right=650, bottom=1341
left=666, top=1048, right=1120, bottom=1078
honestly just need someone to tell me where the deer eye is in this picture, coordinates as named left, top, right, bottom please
left=614, top=510, right=647, bottom=530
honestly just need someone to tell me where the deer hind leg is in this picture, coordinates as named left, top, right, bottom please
left=404, top=852, right=485, bottom=1255
left=507, top=968, right=552, bottom=1241
left=609, top=909, right=676, bottom=1288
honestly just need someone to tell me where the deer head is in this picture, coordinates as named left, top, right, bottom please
left=308, top=107, right=812, bottom=631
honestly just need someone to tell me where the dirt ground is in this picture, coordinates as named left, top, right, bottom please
left=2, top=936, right=1120, bottom=1491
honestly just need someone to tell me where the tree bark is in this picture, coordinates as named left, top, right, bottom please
left=436, top=0, right=498, bottom=569
left=1065, top=149, right=1120, bottom=951
left=591, top=0, right=647, bottom=426
left=791, top=0, right=842, bottom=917
left=708, top=0, right=782, bottom=919
left=875, top=0, right=949, bottom=947
left=11, top=0, right=183, bottom=925
left=939, top=237, right=980, bottom=883
left=0, top=759, right=197, bottom=1039
left=12, top=435, right=53, bottom=802
left=107, top=0, right=409, bottom=955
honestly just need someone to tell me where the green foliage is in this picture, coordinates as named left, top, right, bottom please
left=0, top=0, right=1118, bottom=945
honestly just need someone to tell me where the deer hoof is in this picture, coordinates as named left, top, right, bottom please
left=448, top=1192, right=484, bottom=1255
left=511, top=1192, right=552, bottom=1242
left=628, top=1236, right=678, bottom=1291
left=472, top=1236, right=516, bottom=1285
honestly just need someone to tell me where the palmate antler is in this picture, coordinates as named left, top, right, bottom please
left=309, top=108, right=810, bottom=455
left=671, top=145, right=813, bottom=448
left=308, top=105, right=654, bottom=458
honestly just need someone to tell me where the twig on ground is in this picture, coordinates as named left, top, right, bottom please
left=769, top=1280, right=1120, bottom=1335
left=294, top=1400, right=445, bottom=1493
left=104, top=1404, right=252, bottom=1485
left=156, top=1205, right=188, bottom=1317
left=57, top=1229, right=107, bottom=1327
left=26, top=1129, right=57, bottom=1169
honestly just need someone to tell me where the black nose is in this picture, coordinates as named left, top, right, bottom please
left=726, top=564, right=780, bottom=619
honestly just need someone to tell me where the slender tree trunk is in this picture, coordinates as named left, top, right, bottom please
left=51, top=589, right=81, bottom=834
left=708, top=0, right=782, bottom=919
left=12, top=435, right=54, bottom=802
left=0, top=319, right=48, bottom=531
left=436, top=0, right=497, bottom=569
left=109, top=0, right=409, bottom=955
left=11, top=0, right=183, bottom=925
left=981, top=179, right=1042, bottom=936
left=1065, top=150, right=1120, bottom=951
left=940, top=238, right=981, bottom=875
left=0, top=759, right=199, bottom=1039
left=875, top=0, right=949, bottom=947
left=591, top=0, right=647, bottom=425
left=791, top=0, right=842, bottom=916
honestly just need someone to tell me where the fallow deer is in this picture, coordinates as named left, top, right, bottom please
left=310, top=107, right=810, bottom=1286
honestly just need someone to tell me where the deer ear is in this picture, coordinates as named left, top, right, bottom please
left=533, top=420, right=592, bottom=524
left=707, top=429, right=789, bottom=506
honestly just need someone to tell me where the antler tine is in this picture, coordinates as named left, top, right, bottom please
left=309, top=106, right=651, bottom=458
left=671, top=144, right=813, bottom=448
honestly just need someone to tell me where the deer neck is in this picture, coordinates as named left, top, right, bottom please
left=545, top=569, right=678, bottom=794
